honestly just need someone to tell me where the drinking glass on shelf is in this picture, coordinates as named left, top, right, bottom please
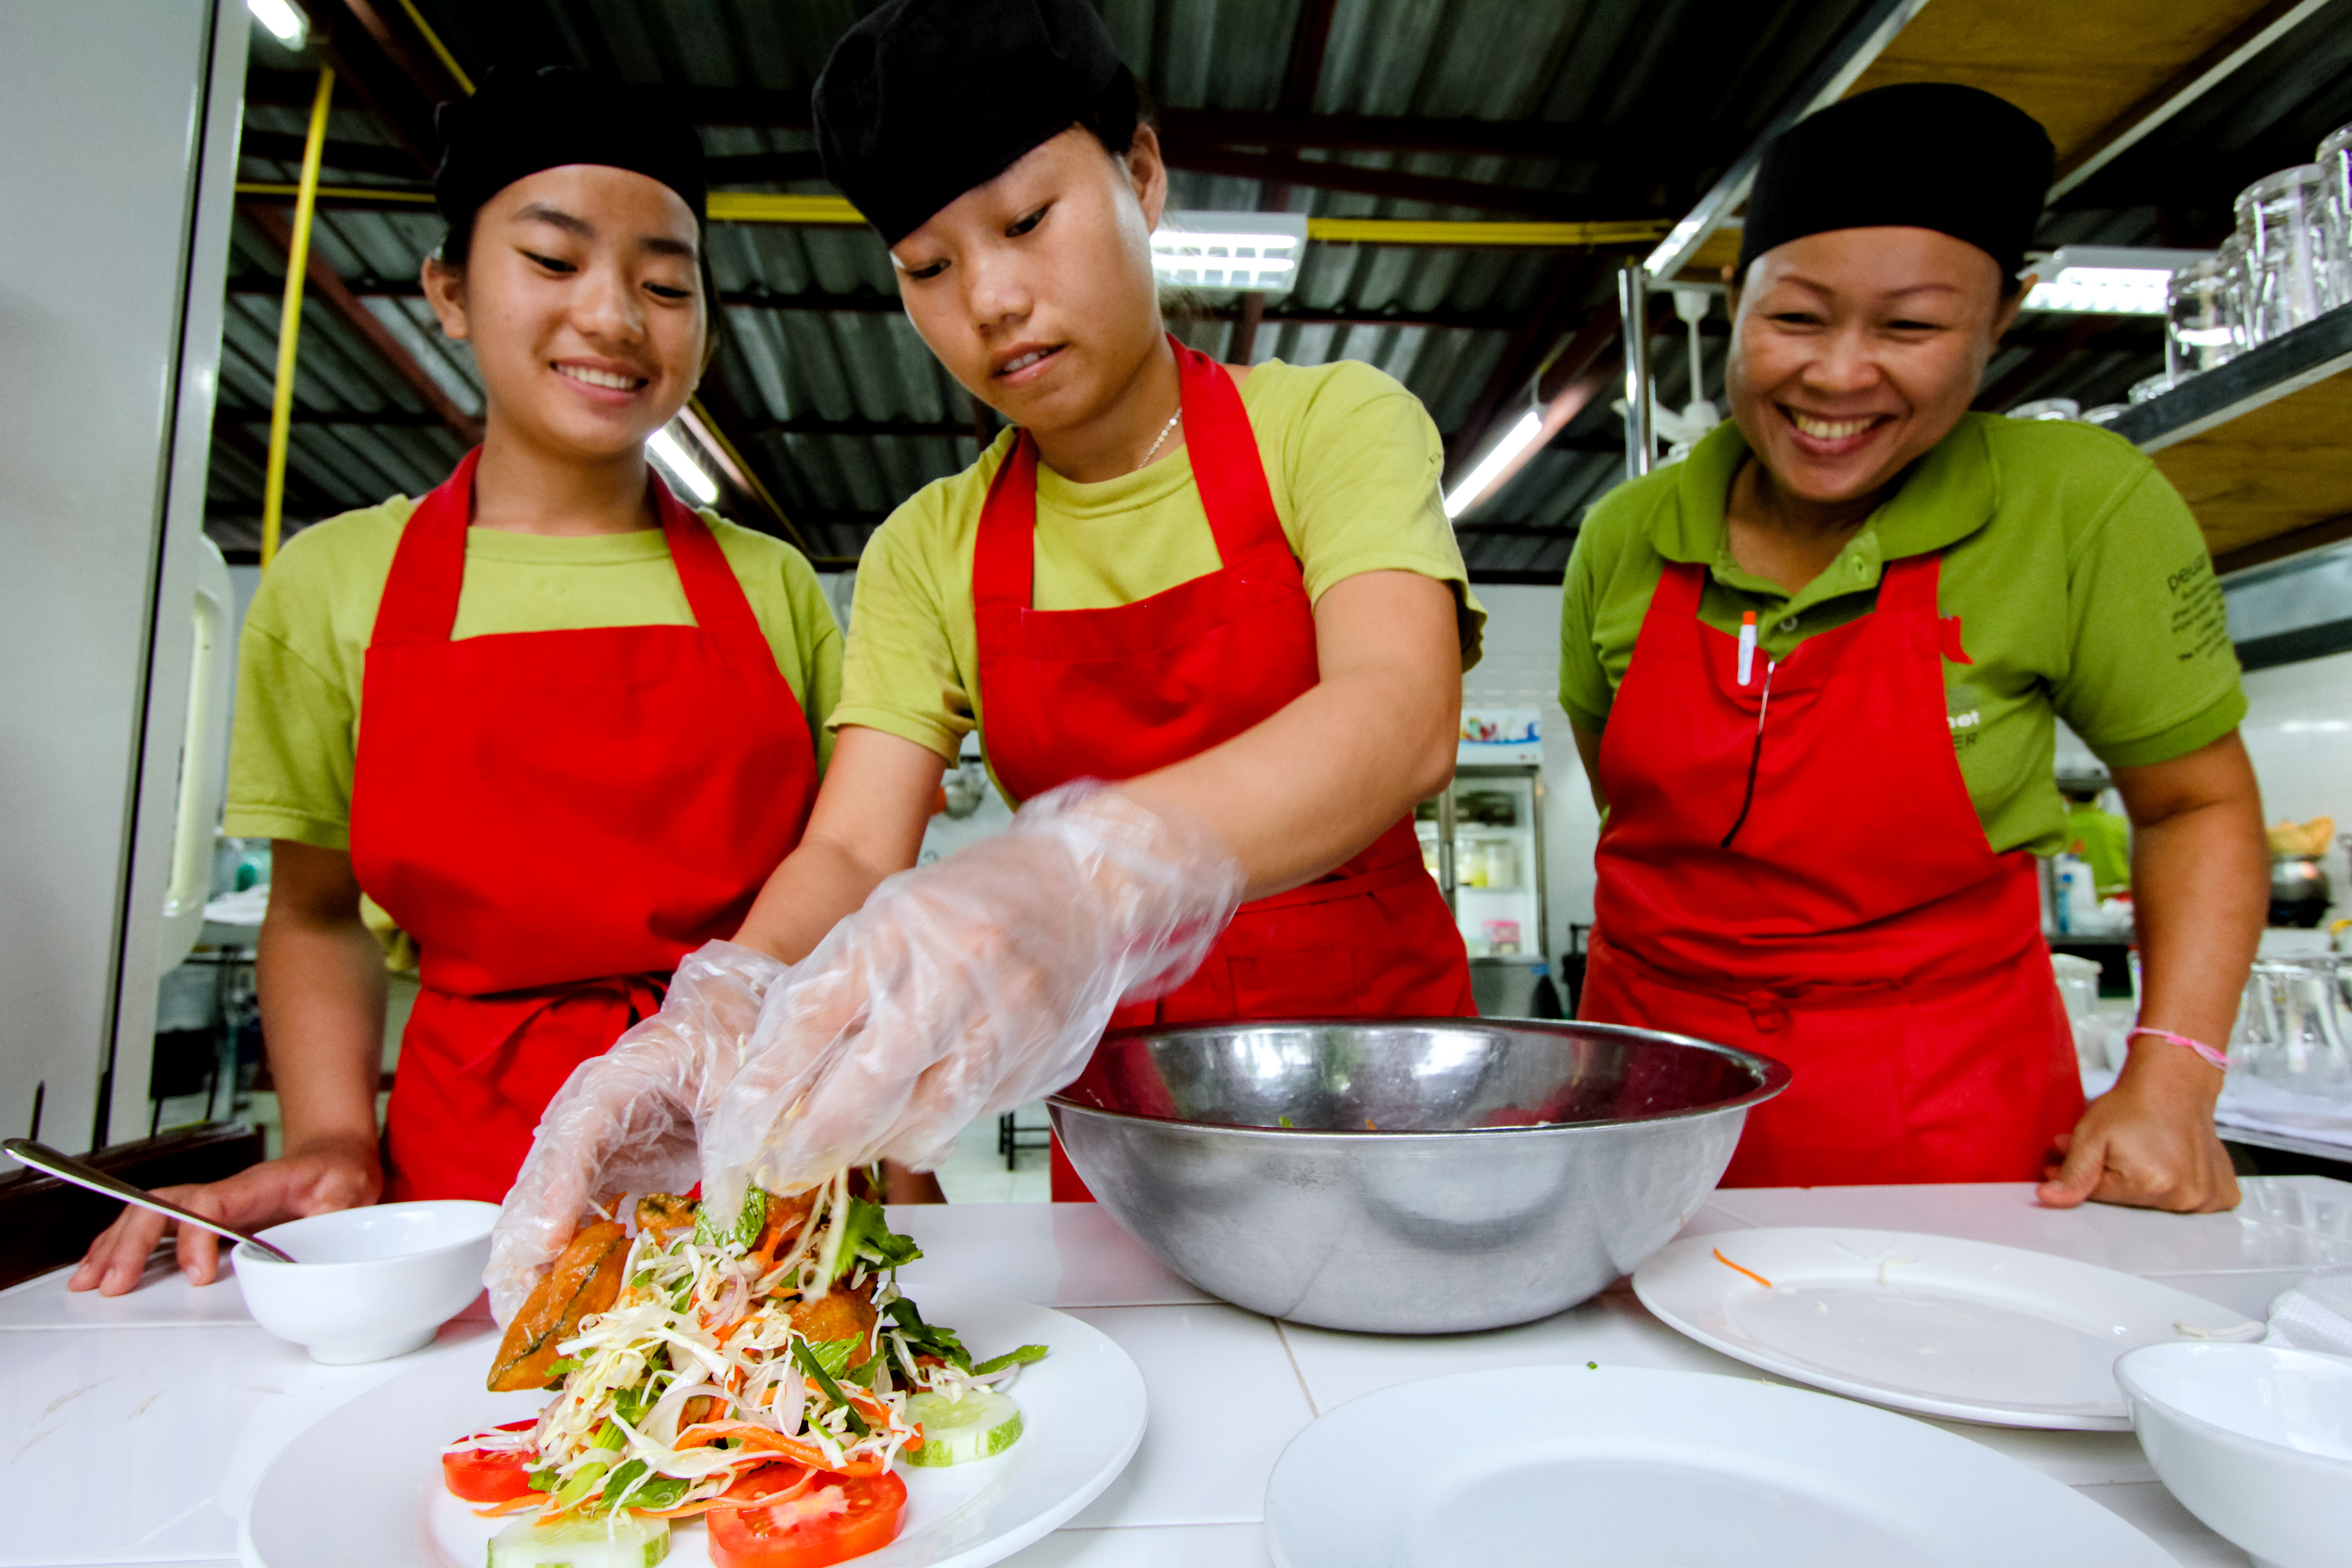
left=2230, top=958, right=2351, bottom=1094
left=2166, top=255, right=2244, bottom=382
left=2236, top=165, right=2341, bottom=343
left=2319, top=122, right=2352, bottom=305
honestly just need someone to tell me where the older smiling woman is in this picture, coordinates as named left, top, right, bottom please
left=1563, top=84, right=2267, bottom=1213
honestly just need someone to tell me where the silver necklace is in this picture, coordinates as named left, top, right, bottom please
left=1136, top=406, right=1183, bottom=471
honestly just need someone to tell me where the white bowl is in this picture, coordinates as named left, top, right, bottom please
left=232, top=1200, right=498, bottom=1364
left=2114, top=1342, right=2352, bottom=1568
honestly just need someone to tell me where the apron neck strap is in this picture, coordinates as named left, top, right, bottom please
left=368, top=447, right=763, bottom=648
left=1876, top=552, right=1941, bottom=615
left=971, top=334, right=1282, bottom=614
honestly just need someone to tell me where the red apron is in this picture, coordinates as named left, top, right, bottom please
left=350, top=449, right=818, bottom=1203
left=1578, top=554, right=2080, bottom=1186
left=972, top=337, right=1476, bottom=1200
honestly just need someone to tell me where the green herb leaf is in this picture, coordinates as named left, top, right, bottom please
left=612, top=1384, right=656, bottom=1425
left=525, top=1465, right=558, bottom=1492
left=807, top=1334, right=858, bottom=1379
left=791, top=1338, right=870, bottom=1437
left=694, top=1186, right=769, bottom=1252
left=597, top=1458, right=647, bottom=1507
left=882, top=1296, right=972, bottom=1373
left=828, top=1196, right=923, bottom=1283
left=970, top=1343, right=1050, bottom=1376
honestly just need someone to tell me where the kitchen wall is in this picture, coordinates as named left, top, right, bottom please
left=1461, top=584, right=1599, bottom=965
left=2235, top=648, right=2352, bottom=921
left=2054, top=646, right=2351, bottom=926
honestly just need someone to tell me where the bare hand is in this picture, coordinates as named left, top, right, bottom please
left=66, top=1134, right=382, bottom=1295
left=2037, top=1045, right=2238, bottom=1213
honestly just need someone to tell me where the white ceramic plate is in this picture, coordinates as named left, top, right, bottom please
left=239, top=1287, right=1144, bottom=1568
left=1264, top=1365, right=2174, bottom=1568
left=1633, top=1227, right=2264, bottom=1430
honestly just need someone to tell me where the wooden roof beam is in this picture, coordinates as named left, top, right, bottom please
left=242, top=202, right=482, bottom=444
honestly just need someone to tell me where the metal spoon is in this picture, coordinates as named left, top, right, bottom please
left=3, top=1137, right=298, bottom=1263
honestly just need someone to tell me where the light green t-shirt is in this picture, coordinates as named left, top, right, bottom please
left=1559, top=414, right=2245, bottom=857
left=2066, top=806, right=2133, bottom=897
left=226, top=498, right=842, bottom=853
left=833, top=358, right=1487, bottom=777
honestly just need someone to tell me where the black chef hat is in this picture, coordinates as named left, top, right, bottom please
left=815, top=0, right=1140, bottom=247
left=1737, top=83, right=2053, bottom=284
left=434, top=65, right=708, bottom=252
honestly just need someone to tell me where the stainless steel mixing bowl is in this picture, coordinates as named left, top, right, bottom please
left=1049, top=1019, right=1788, bottom=1334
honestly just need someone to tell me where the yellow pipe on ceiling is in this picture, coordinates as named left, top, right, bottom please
left=236, top=183, right=1664, bottom=249
left=260, top=66, right=336, bottom=571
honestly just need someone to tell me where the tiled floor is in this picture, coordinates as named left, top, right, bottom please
left=933, top=1101, right=1054, bottom=1204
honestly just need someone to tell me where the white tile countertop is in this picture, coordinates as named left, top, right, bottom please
left=6, top=1179, right=2349, bottom=1568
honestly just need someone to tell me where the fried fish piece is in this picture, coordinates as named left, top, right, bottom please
left=487, top=1219, right=627, bottom=1392
left=634, top=1192, right=698, bottom=1244
left=789, top=1279, right=879, bottom=1367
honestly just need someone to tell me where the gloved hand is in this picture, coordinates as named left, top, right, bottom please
left=484, top=940, right=786, bottom=1325
left=700, top=782, right=1244, bottom=1214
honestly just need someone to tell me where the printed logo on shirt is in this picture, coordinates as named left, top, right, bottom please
left=1948, top=707, right=1983, bottom=751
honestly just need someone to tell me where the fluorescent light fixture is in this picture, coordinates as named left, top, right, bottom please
left=1151, top=211, right=1309, bottom=297
left=2018, top=245, right=2214, bottom=315
left=647, top=425, right=718, bottom=506
left=245, top=0, right=309, bottom=48
left=1444, top=410, right=1544, bottom=518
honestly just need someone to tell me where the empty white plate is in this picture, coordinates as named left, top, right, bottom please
left=1264, top=1365, right=2173, bottom=1568
left=239, top=1286, right=1144, bottom=1568
left=1634, top=1228, right=2263, bottom=1430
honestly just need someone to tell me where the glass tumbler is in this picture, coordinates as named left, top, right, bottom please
left=2232, top=958, right=2351, bottom=1093
left=2320, top=122, right=2352, bottom=307
left=2236, top=164, right=2342, bottom=343
left=2166, top=255, right=2244, bottom=381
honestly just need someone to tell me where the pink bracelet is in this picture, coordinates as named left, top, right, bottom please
left=2129, top=1025, right=2229, bottom=1070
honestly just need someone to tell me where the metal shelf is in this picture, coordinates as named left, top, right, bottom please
left=2107, top=301, right=2352, bottom=569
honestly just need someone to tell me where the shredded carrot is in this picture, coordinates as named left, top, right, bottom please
left=471, top=1491, right=551, bottom=1519
left=1713, top=1247, right=1774, bottom=1290
left=672, top=1421, right=886, bottom=1476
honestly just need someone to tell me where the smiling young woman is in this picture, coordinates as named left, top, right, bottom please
left=1562, top=84, right=2267, bottom=1214
left=480, top=0, right=1490, bottom=1298
left=70, top=67, right=844, bottom=1295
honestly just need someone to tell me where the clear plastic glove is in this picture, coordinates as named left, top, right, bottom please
left=700, top=783, right=1243, bottom=1214
left=485, top=939, right=786, bottom=1325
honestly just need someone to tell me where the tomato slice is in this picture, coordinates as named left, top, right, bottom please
left=441, top=1419, right=538, bottom=1503
left=706, top=1471, right=909, bottom=1568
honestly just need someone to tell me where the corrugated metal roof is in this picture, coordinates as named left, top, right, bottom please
left=214, top=0, right=2352, bottom=575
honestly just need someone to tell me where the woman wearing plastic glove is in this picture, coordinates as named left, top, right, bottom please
left=490, top=0, right=1484, bottom=1297
left=73, top=69, right=847, bottom=1297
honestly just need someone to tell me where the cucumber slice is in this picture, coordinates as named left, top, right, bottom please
left=486, top=1511, right=669, bottom=1567
left=903, top=1387, right=1024, bottom=1467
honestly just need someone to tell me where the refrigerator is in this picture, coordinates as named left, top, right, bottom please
left=0, top=0, right=247, bottom=1154
left=1417, top=710, right=1553, bottom=1018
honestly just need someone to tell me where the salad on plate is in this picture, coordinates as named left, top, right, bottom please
left=440, top=1172, right=1045, bottom=1568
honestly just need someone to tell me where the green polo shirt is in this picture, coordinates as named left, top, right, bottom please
left=1559, top=413, right=2245, bottom=857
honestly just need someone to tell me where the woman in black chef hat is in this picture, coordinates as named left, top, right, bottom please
left=75, top=67, right=850, bottom=1295
left=1563, top=83, right=2264, bottom=1210
left=487, top=0, right=1492, bottom=1297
